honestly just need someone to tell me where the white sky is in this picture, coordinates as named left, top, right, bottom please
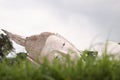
left=0, top=0, right=120, bottom=51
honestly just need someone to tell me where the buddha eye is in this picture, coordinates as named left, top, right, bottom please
left=63, top=43, right=65, bottom=46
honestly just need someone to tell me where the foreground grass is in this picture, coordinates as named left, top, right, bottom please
left=0, top=52, right=120, bottom=80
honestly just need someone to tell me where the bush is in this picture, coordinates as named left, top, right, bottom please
left=0, top=51, right=120, bottom=80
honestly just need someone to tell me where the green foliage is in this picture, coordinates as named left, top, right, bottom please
left=81, top=50, right=98, bottom=61
left=0, top=51, right=120, bottom=80
left=0, top=33, right=13, bottom=56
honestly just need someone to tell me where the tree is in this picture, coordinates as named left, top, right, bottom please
left=0, top=33, right=13, bottom=59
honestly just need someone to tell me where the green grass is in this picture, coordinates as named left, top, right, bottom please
left=0, top=51, right=120, bottom=80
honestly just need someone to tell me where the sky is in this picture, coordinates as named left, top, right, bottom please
left=0, top=0, right=120, bottom=51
